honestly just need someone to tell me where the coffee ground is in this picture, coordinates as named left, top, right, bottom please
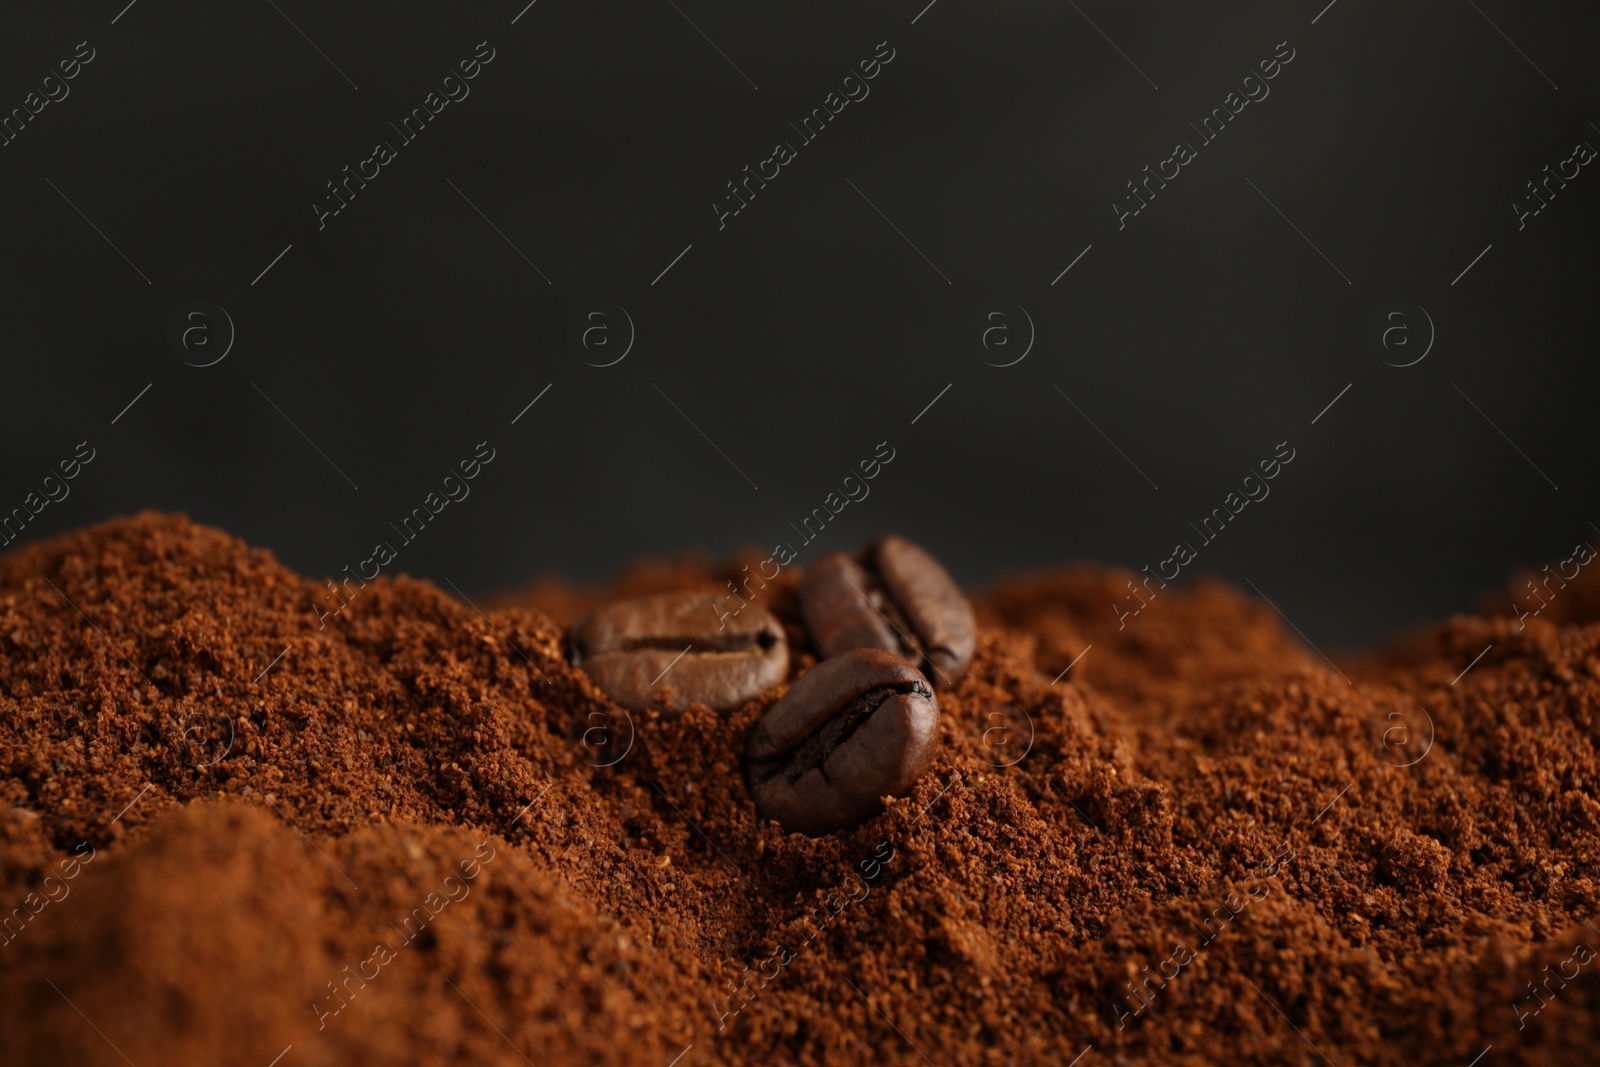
left=1, top=513, right=1596, bottom=1065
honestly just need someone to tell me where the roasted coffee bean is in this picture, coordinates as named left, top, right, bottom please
left=570, top=592, right=788, bottom=713
left=800, top=535, right=975, bottom=686
left=747, top=648, right=939, bottom=836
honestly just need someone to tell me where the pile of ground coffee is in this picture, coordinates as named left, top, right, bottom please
left=1, top=513, right=1595, bottom=1065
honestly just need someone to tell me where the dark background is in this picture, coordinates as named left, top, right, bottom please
left=1, top=0, right=1595, bottom=649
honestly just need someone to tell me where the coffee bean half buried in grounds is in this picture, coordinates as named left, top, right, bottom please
left=747, top=648, right=939, bottom=836
left=570, top=592, right=788, bottom=713
left=800, top=535, right=976, bottom=686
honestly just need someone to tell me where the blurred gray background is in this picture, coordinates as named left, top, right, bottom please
left=1, top=0, right=1595, bottom=648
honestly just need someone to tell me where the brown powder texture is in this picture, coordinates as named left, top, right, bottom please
left=1, top=513, right=1597, bottom=1066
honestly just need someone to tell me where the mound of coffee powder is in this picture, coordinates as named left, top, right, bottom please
left=1, top=513, right=1596, bottom=1065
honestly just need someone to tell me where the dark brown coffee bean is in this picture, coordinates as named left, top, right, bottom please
left=747, top=648, right=938, bottom=836
left=800, top=535, right=975, bottom=686
left=570, top=592, right=788, bottom=713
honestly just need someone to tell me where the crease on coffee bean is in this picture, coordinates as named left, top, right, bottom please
left=884, top=606, right=959, bottom=682
left=750, top=679, right=930, bottom=786
left=847, top=573, right=916, bottom=649
left=845, top=574, right=949, bottom=677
